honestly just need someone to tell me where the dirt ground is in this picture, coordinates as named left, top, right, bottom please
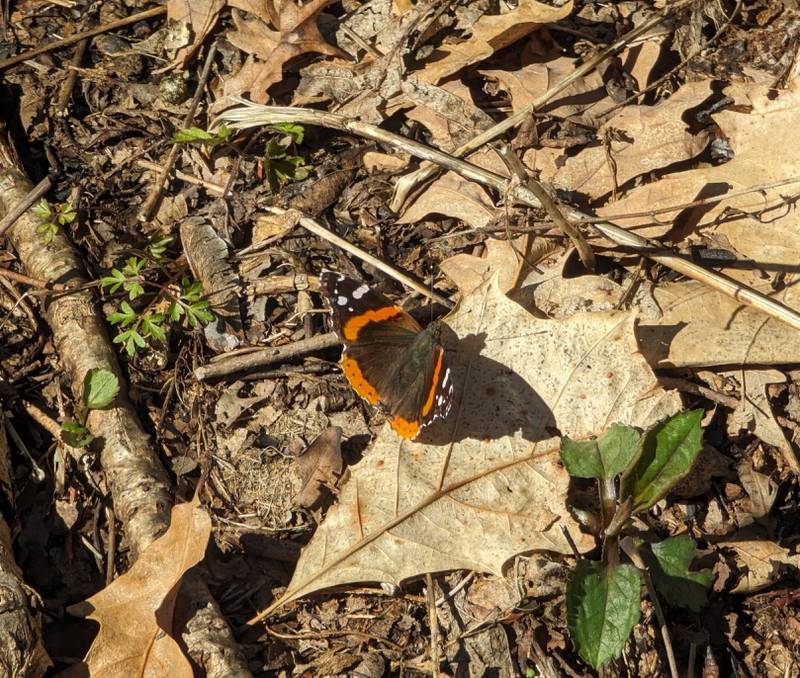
left=1, top=0, right=800, bottom=676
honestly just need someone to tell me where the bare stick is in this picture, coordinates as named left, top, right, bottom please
left=0, top=6, right=167, bottom=71
left=55, top=39, right=89, bottom=116
left=264, top=206, right=454, bottom=307
left=194, top=332, right=341, bottom=381
left=425, top=574, right=441, bottom=677
left=135, top=160, right=225, bottom=195
left=138, top=43, right=218, bottom=222
left=0, top=175, right=53, bottom=237
left=218, top=103, right=800, bottom=332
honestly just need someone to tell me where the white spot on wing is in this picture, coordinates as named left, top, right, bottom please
left=352, top=284, right=370, bottom=299
left=337, top=296, right=348, bottom=306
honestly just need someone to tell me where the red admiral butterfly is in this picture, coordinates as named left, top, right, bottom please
left=320, top=270, right=453, bottom=439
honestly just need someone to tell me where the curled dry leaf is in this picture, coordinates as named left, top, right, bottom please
left=397, top=170, right=496, bottom=231
left=539, top=80, right=714, bottom=200
left=167, top=0, right=226, bottom=66
left=68, top=496, right=211, bottom=677
left=420, top=0, right=574, bottom=84
left=293, top=426, right=344, bottom=509
left=723, top=539, right=800, bottom=594
left=224, top=0, right=347, bottom=102
left=441, top=238, right=527, bottom=296
left=736, top=459, right=778, bottom=520
left=265, top=275, right=681, bottom=610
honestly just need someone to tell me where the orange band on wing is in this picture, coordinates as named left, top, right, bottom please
left=341, top=353, right=380, bottom=404
left=343, top=306, right=404, bottom=341
left=421, top=347, right=443, bottom=417
left=391, top=415, right=420, bottom=439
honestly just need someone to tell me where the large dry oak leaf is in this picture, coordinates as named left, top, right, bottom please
left=264, top=276, right=681, bottom=611
left=69, top=498, right=211, bottom=677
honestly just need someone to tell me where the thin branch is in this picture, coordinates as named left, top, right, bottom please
left=264, top=206, right=453, bottom=308
left=0, top=6, right=167, bottom=71
left=0, top=175, right=54, bottom=238
left=138, top=43, right=218, bottom=222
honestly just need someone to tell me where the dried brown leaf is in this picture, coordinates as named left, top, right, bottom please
left=542, top=80, right=713, bottom=199
left=267, top=275, right=681, bottom=609
left=69, top=497, right=211, bottom=677
left=293, top=427, right=344, bottom=508
left=736, top=459, right=778, bottom=520
left=420, top=0, right=574, bottom=84
left=397, top=170, right=496, bottom=231
left=441, top=238, right=526, bottom=296
left=167, top=0, right=226, bottom=66
left=724, top=539, right=800, bottom=594
left=224, top=0, right=346, bottom=102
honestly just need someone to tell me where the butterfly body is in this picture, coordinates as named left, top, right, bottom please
left=320, top=270, right=453, bottom=439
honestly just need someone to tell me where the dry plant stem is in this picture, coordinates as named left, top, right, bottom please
left=0, top=5, right=167, bottom=70
left=389, top=8, right=674, bottom=210
left=263, top=205, right=454, bottom=308
left=0, top=266, right=62, bottom=290
left=136, top=159, right=225, bottom=195
left=56, top=39, right=88, bottom=116
left=584, top=175, right=800, bottom=223
left=621, top=538, right=679, bottom=678
left=0, top=136, right=251, bottom=678
left=194, top=331, right=341, bottom=381
left=0, top=410, right=52, bottom=676
left=21, top=399, right=87, bottom=465
left=138, top=42, right=218, bottom=223
left=425, top=574, right=441, bottom=678
left=0, top=174, right=53, bottom=238
left=220, top=103, right=800, bottom=332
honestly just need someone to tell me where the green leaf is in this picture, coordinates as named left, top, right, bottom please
left=37, top=221, right=59, bottom=243
left=645, top=534, right=713, bottom=613
left=107, top=300, right=137, bottom=326
left=567, top=561, right=642, bottom=669
left=122, top=257, right=145, bottom=276
left=142, top=314, right=166, bottom=342
left=124, top=281, right=145, bottom=300
left=620, top=410, right=704, bottom=513
left=173, top=124, right=230, bottom=145
left=32, top=198, right=51, bottom=220
left=83, top=368, right=120, bottom=409
left=272, top=122, right=304, bottom=144
left=561, top=423, right=641, bottom=480
left=57, top=203, right=76, bottom=225
left=61, top=421, right=94, bottom=448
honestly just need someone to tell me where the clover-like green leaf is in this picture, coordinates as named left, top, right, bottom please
left=645, top=534, right=713, bottom=613
left=83, top=368, right=120, bottom=410
left=61, top=421, right=94, bottom=448
left=107, top=301, right=137, bottom=326
left=32, top=198, right=51, bottom=220
left=561, top=423, right=641, bottom=480
left=620, top=410, right=703, bottom=513
left=567, top=560, right=642, bottom=669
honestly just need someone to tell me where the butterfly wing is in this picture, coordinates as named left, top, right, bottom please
left=320, top=270, right=453, bottom=439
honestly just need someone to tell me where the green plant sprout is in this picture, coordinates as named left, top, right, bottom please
left=173, top=123, right=231, bottom=146
left=263, top=123, right=309, bottom=192
left=560, top=411, right=712, bottom=670
left=101, top=237, right=213, bottom=357
left=32, top=198, right=76, bottom=244
left=60, top=369, right=120, bottom=448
